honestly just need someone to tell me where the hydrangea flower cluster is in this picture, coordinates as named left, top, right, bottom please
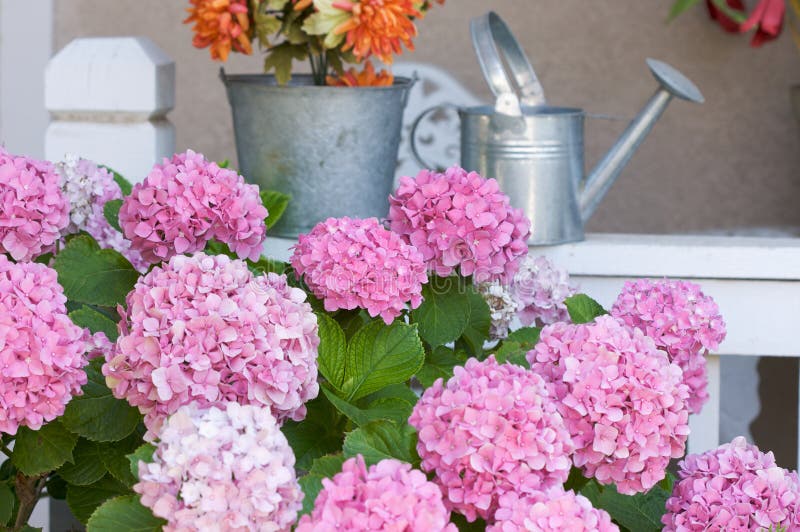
left=135, top=402, right=302, bottom=531
left=296, top=456, right=456, bottom=531
left=0, top=147, right=69, bottom=261
left=476, top=281, right=521, bottom=340
left=512, top=254, right=576, bottom=326
left=56, top=154, right=147, bottom=271
left=488, top=489, right=619, bottom=532
left=291, top=217, right=428, bottom=324
left=104, top=253, right=319, bottom=437
left=663, top=437, right=800, bottom=531
left=119, top=150, right=267, bottom=264
left=611, top=278, right=726, bottom=414
left=388, top=167, right=530, bottom=283
left=409, top=356, right=574, bottom=522
left=0, top=256, right=88, bottom=434
left=528, top=316, right=690, bottom=494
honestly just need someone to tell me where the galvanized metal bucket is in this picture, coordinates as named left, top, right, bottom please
left=221, top=72, right=414, bottom=238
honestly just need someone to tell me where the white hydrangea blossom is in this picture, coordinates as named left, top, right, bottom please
left=477, top=281, right=522, bottom=340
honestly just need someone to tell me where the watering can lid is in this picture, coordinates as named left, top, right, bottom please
left=470, top=12, right=546, bottom=117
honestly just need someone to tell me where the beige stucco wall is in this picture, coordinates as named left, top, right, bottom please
left=55, top=0, right=799, bottom=234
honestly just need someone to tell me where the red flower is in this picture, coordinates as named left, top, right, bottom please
left=706, top=0, right=785, bottom=47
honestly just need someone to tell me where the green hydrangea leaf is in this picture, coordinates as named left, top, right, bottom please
left=126, top=443, right=156, bottom=481
left=99, top=166, right=132, bottom=196
left=100, top=433, right=142, bottom=487
left=86, top=495, right=165, bottom=532
left=260, top=190, right=291, bottom=229
left=53, top=235, right=139, bottom=308
left=411, top=276, right=471, bottom=347
left=12, top=421, right=79, bottom=476
left=282, top=396, right=344, bottom=471
left=0, top=483, right=14, bottom=525
left=316, top=313, right=347, bottom=392
left=66, top=475, right=130, bottom=524
left=343, top=420, right=418, bottom=467
left=102, top=200, right=123, bottom=233
left=565, top=294, right=608, bottom=324
left=69, top=307, right=119, bottom=342
left=459, top=287, right=491, bottom=357
left=322, top=386, right=412, bottom=427
left=581, top=478, right=670, bottom=532
left=415, top=346, right=465, bottom=388
left=57, top=439, right=108, bottom=486
left=298, top=454, right=346, bottom=516
left=61, top=359, right=142, bottom=442
left=342, top=320, right=424, bottom=401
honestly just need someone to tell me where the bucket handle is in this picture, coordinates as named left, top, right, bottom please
left=409, top=103, right=462, bottom=170
left=470, top=12, right=546, bottom=116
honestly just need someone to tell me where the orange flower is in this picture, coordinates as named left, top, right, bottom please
left=326, top=62, right=395, bottom=86
left=293, top=0, right=314, bottom=9
left=332, top=0, right=421, bottom=64
left=184, top=0, right=253, bottom=62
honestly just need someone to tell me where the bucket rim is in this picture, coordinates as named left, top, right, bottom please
left=219, top=71, right=415, bottom=91
left=460, top=104, right=584, bottom=117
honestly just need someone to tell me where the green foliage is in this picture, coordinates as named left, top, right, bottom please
left=0, top=483, right=13, bottom=524
left=322, top=386, right=412, bottom=427
left=260, top=189, right=291, bottom=229
left=581, top=477, right=673, bottom=532
left=53, top=235, right=139, bottom=307
left=411, top=276, right=471, bottom=347
left=247, top=256, right=289, bottom=276
left=61, top=359, right=142, bottom=443
left=493, top=326, right=541, bottom=367
left=127, top=444, right=156, bottom=481
left=87, top=495, right=166, bottom=532
left=69, top=307, right=119, bottom=342
left=316, top=313, right=347, bottom=391
left=565, top=294, right=608, bottom=324
left=459, top=288, right=492, bottom=357
left=99, top=434, right=141, bottom=487
left=343, top=420, right=418, bottom=467
left=297, top=454, right=346, bottom=516
left=416, top=346, right=465, bottom=388
left=263, top=42, right=309, bottom=84
left=667, top=0, right=703, bottom=20
left=67, top=475, right=129, bottom=524
left=282, top=396, right=345, bottom=471
left=360, top=383, right=418, bottom=406
left=451, top=513, right=487, bottom=531
left=58, top=439, right=108, bottom=486
left=340, top=320, right=424, bottom=401
left=103, top=199, right=123, bottom=233
left=12, top=422, right=78, bottom=476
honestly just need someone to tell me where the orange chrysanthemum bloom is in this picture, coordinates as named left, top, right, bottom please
left=326, top=62, right=395, bottom=87
left=293, top=0, right=313, bottom=10
left=184, top=0, right=253, bottom=62
left=332, top=0, right=421, bottom=64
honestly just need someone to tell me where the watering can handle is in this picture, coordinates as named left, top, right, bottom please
left=470, top=12, right=546, bottom=115
left=409, top=104, right=461, bottom=170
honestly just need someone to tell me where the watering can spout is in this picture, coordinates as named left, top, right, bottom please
left=579, top=59, right=704, bottom=223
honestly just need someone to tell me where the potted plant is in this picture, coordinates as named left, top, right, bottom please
left=184, top=0, right=444, bottom=237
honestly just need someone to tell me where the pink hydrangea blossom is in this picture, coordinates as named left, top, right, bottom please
left=0, top=256, right=88, bottom=434
left=611, top=278, right=726, bottom=414
left=119, top=150, right=267, bottom=264
left=56, top=154, right=147, bottom=271
left=512, top=254, right=577, bottom=326
left=291, top=217, right=428, bottom=324
left=527, top=315, right=690, bottom=495
left=135, top=402, right=302, bottom=531
left=663, top=436, right=800, bottom=531
left=104, top=252, right=319, bottom=438
left=408, top=355, right=574, bottom=522
left=388, top=167, right=530, bottom=283
left=296, top=456, right=456, bottom=531
left=488, top=489, right=619, bottom=532
left=0, top=147, right=69, bottom=261
left=476, top=281, right=521, bottom=340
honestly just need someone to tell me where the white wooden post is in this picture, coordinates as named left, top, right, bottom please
left=44, top=37, right=175, bottom=183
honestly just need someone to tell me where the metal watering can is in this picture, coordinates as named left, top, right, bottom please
left=410, top=12, right=704, bottom=245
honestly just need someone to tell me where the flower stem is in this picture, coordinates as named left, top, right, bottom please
left=13, top=473, right=47, bottom=531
